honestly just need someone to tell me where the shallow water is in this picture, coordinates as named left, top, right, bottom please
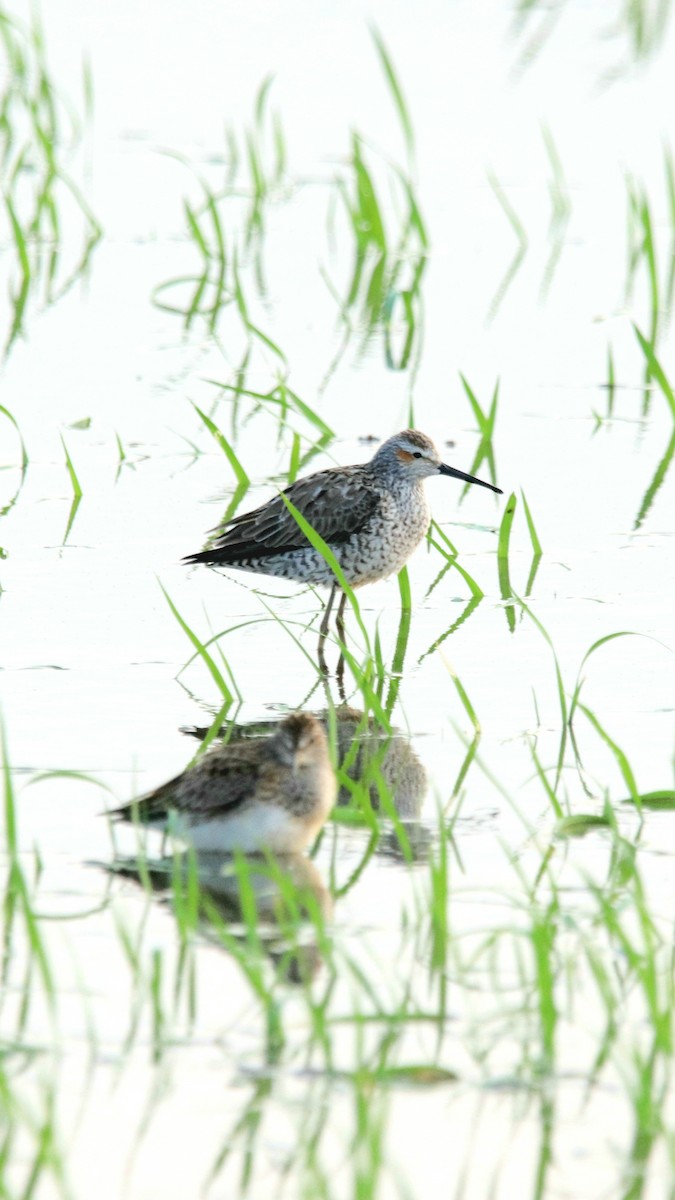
left=2, top=1, right=675, bottom=1197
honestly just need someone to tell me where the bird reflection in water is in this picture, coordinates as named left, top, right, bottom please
left=106, top=851, right=332, bottom=985
left=332, top=705, right=427, bottom=818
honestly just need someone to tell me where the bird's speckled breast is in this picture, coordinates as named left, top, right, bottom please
left=344, top=483, right=431, bottom=585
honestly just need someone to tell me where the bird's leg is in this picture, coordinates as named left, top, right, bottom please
left=318, top=583, right=337, bottom=674
left=335, top=589, right=348, bottom=648
left=335, top=589, right=348, bottom=697
left=336, top=655, right=346, bottom=702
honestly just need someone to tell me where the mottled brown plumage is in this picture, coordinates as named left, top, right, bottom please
left=184, top=706, right=427, bottom=817
left=184, top=430, right=501, bottom=586
left=187, top=465, right=380, bottom=568
left=111, top=713, right=336, bottom=854
left=184, top=429, right=502, bottom=669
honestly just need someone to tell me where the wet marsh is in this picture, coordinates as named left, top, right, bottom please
left=2, top=2, right=675, bottom=1197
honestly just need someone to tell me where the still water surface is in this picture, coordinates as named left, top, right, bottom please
left=2, top=1, right=675, bottom=1197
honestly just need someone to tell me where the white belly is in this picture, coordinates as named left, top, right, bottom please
left=166, top=802, right=313, bottom=854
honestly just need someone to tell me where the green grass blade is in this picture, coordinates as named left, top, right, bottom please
left=159, top=582, right=233, bottom=703
left=440, top=658, right=480, bottom=734
left=192, top=404, right=250, bottom=487
left=59, top=434, right=83, bottom=498
left=634, top=427, right=675, bottom=530
left=0, top=404, right=29, bottom=470
left=569, top=631, right=645, bottom=729
left=520, top=490, right=542, bottom=556
left=370, top=27, right=414, bottom=161
left=578, top=703, right=641, bottom=809
left=497, top=492, right=516, bottom=559
left=497, top=493, right=517, bottom=632
left=633, top=325, right=675, bottom=418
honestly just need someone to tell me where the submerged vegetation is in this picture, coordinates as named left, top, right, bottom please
left=151, top=75, right=289, bottom=349
left=0, top=7, right=101, bottom=357
left=513, top=0, right=674, bottom=74
left=155, top=29, right=428, bottom=421
left=1, top=4, right=675, bottom=1200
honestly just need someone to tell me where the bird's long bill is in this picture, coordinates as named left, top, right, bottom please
left=439, top=462, right=503, bottom=494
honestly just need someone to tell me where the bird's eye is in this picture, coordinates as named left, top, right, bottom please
left=412, top=452, right=423, bottom=459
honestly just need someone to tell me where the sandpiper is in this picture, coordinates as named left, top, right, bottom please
left=185, top=706, right=427, bottom=817
left=185, top=430, right=502, bottom=661
left=110, top=713, right=336, bottom=854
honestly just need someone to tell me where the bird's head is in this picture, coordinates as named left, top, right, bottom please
left=274, top=712, right=328, bottom=771
left=374, top=430, right=502, bottom=493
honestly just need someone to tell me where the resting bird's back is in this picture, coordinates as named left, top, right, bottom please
left=110, top=713, right=336, bottom=854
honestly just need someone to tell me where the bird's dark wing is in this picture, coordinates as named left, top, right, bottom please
left=184, top=465, right=379, bottom=565
left=112, top=747, right=263, bottom=824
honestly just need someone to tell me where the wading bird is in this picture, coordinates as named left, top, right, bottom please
left=185, top=430, right=502, bottom=668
